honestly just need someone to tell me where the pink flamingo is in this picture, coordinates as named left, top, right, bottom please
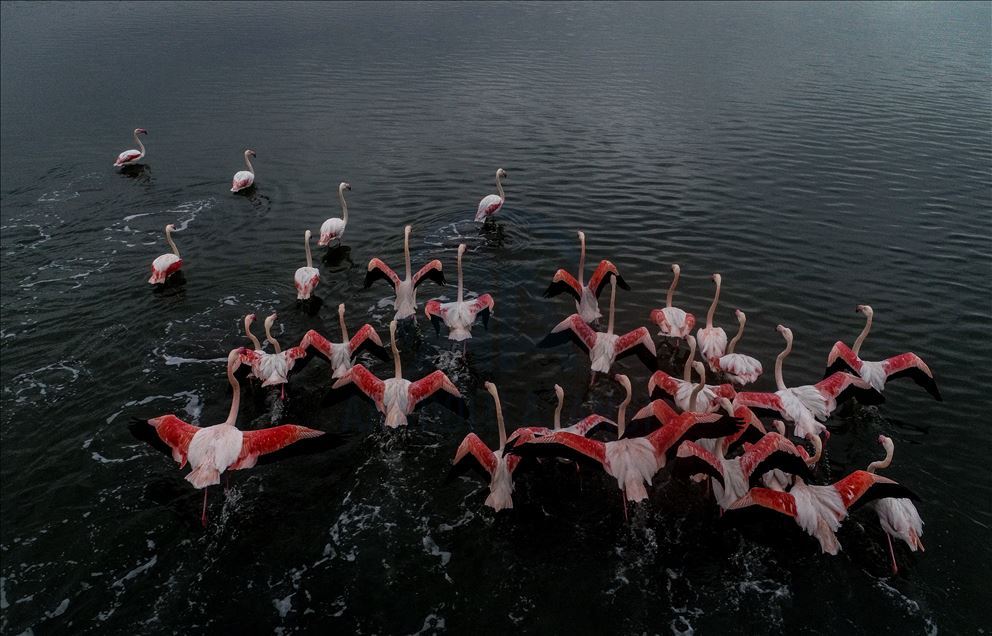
left=230, top=149, right=256, bottom=192
left=142, top=349, right=324, bottom=525
left=233, top=313, right=308, bottom=399
left=452, top=382, right=522, bottom=511
left=332, top=320, right=461, bottom=427
left=826, top=305, right=941, bottom=400
left=114, top=128, right=148, bottom=167
left=649, top=263, right=696, bottom=341
left=506, top=383, right=617, bottom=447
left=729, top=470, right=918, bottom=555
left=294, top=230, right=320, bottom=300
left=474, top=168, right=507, bottom=222
left=302, top=303, right=383, bottom=379
left=866, top=435, right=925, bottom=574
left=318, top=182, right=351, bottom=246
left=148, top=224, right=183, bottom=285
left=646, top=335, right=735, bottom=413
left=734, top=325, right=879, bottom=442
left=716, top=309, right=763, bottom=386
left=696, top=273, right=728, bottom=370
left=365, top=225, right=446, bottom=320
left=546, top=276, right=656, bottom=384
left=425, top=244, right=495, bottom=345
left=544, top=231, right=629, bottom=323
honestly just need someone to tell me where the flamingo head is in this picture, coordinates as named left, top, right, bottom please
left=771, top=419, right=786, bottom=435
left=457, top=243, right=466, bottom=258
left=340, top=181, right=351, bottom=191
left=614, top=373, right=631, bottom=395
left=304, top=229, right=311, bottom=241
left=245, top=313, right=256, bottom=326
left=671, top=263, right=680, bottom=275
left=777, top=324, right=793, bottom=344
left=718, top=397, right=734, bottom=416
left=692, top=361, right=705, bottom=381
left=135, top=128, right=148, bottom=135
left=496, top=168, right=507, bottom=179
left=265, top=313, right=277, bottom=330
left=857, top=304, right=874, bottom=318
left=485, top=381, right=499, bottom=400
left=338, top=303, right=346, bottom=316
left=246, top=149, right=257, bottom=157
left=404, top=225, right=412, bottom=240
left=711, top=272, right=721, bottom=284
left=735, top=308, right=746, bottom=322
left=554, top=383, right=564, bottom=402
left=165, top=223, right=176, bottom=232
left=878, top=434, right=893, bottom=455
left=685, top=334, right=696, bottom=350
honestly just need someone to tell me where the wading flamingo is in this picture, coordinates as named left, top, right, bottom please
left=294, top=230, right=320, bottom=300
left=865, top=434, right=925, bottom=574
left=230, top=149, right=256, bottom=192
left=142, top=349, right=324, bottom=525
left=506, top=384, right=617, bottom=447
left=729, top=470, right=919, bottom=555
left=649, top=263, right=696, bottom=341
left=646, top=335, right=735, bottom=413
left=148, top=224, right=183, bottom=285
left=696, top=273, right=727, bottom=370
left=734, top=325, right=880, bottom=442
left=114, top=128, right=148, bottom=167
left=544, top=231, right=629, bottom=324
left=233, top=313, right=308, bottom=399
left=717, top=310, right=763, bottom=386
left=474, top=168, right=507, bottom=222
left=825, top=305, right=941, bottom=401
left=319, top=182, right=351, bottom=246
left=365, top=225, right=446, bottom=320
left=302, top=304, right=383, bottom=379
left=332, top=320, right=461, bottom=427
left=425, top=244, right=495, bottom=345
left=452, top=382, right=522, bottom=511
left=544, top=277, right=656, bottom=384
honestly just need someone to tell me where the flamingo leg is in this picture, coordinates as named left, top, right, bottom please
left=886, top=534, right=899, bottom=576
left=280, top=385, right=285, bottom=401
left=201, top=489, right=209, bottom=528
left=622, top=490, right=628, bottom=522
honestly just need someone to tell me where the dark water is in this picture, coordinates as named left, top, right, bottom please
left=2, top=2, right=990, bottom=633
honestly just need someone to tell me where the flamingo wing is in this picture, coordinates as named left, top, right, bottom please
left=410, top=370, right=461, bottom=407
left=452, top=433, right=497, bottom=475
left=673, top=440, right=726, bottom=486
left=647, top=370, right=681, bottom=400
left=824, top=341, right=862, bottom=377
left=817, top=371, right=885, bottom=406
left=509, top=431, right=607, bottom=465
left=468, top=294, right=495, bottom=330
left=543, top=269, right=583, bottom=301
left=230, top=425, right=325, bottom=470
left=883, top=352, right=942, bottom=401
left=739, top=433, right=814, bottom=487
left=349, top=324, right=386, bottom=358
left=563, top=414, right=617, bottom=437
left=727, top=487, right=798, bottom=518
left=424, top=300, right=447, bottom=337
left=364, top=258, right=401, bottom=288
left=615, top=327, right=658, bottom=371
left=541, top=314, right=597, bottom=354
left=333, top=364, right=385, bottom=403
left=588, top=260, right=630, bottom=297
left=300, top=329, right=333, bottom=360
left=648, top=413, right=743, bottom=460
left=632, top=399, right=679, bottom=428
left=506, top=425, right=552, bottom=447
left=832, top=470, right=921, bottom=511
left=413, top=260, right=446, bottom=288
left=734, top=392, right=788, bottom=420
left=147, top=415, right=200, bottom=468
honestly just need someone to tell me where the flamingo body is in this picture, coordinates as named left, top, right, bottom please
left=319, top=217, right=346, bottom=246
left=827, top=342, right=941, bottom=401
left=149, top=254, right=182, bottom=284
left=115, top=149, right=143, bottom=167
left=475, top=194, right=504, bottom=222
left=425, top=294, right=494, bottom=342
left=650, top=306, right=696, bottom=339
left=294, top=267, right=320, bottom=300
left=235, top=346, right=307, bottom=388
left=453, top=433, right=521, bottom=511
left=303, top=324, right=382, bottom=379
left=231, top=171, right=254, bottom=192
left=873, top=497, right=925, bottom=552
left=718, top=353, right=763, bottom=385
left=696, top=327, right=728, bottom=370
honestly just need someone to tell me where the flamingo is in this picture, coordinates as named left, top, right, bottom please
left=114, top=128, right=148, bottom=167
left=515, top=373, right=741, bottom=506
left=865, top=434, right=925, bottom=574
left=141, top=349, right=324, bottom=526
left=318, top=181, right=351, bottom=247
left=452, top=382, right=522, bottom=511
left=474, top=168, right=507, bottom=222
left=696, top=273, right=728, bottom=370
left=728, top=470, right=919, bottom=555
left=505, top=384, right=617, bottom=447
left=233, top=313, right=308, bottom=399
left=544, top=276, right=656, bottom=384
left=425, top=244, right=495, bottom=344
left=332, top=320, right=462, bottom=428
left=825, top=305, right=941, bottom=401
left=649, top=263, right=696, bottom=341
left=716, top=309, right=763, bottom=385
left=230, top=149, right=256, bottom=192
left=364, top=225, right=446, bottom=320
left=148, top=224, right=183, bottom=285
left=734, top=325, right=880, bottom=442
left=544, top=231, right=630, bottom=324
left=294, top=230, right=320, bottom=300
left=646, top=335, right=735, bottom=413
left=302, top=304, right=383, bottom=379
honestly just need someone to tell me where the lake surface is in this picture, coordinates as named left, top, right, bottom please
left=1, top=2, right=990, bottom=633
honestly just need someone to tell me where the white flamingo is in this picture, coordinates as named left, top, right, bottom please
left=319, top=181, right=351, bottom=246
left=114, top=128, right=148, bottom=167
left=231, top=149, right=256, bottom=192
left=294, top=230, right=320, bottom=300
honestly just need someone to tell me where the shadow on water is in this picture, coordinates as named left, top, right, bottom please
left=321, top=244, right=353, bottom=272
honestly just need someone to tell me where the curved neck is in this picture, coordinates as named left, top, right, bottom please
left=774, top=336, right=792, bottom=391
left=683, top=338, right=696, bottom=381
left=690, top=370, right=705, bottom=412
left=867, top=442, right=893, bottom=474
left=265, top=321, right=282, bottom=353
left=304, top=234, right=313, bottom=268
left=853, top=312, right=873, bottom=356
left=224, top=351, right=241, bottom=425
left=391, top=330, right=402, bottom=378
left=809, top=434, right=823, bottom=465
left=727, top=316, right=745, bottom=354
left=577, top=234, right=586, bottom=286
left=165, top=227, right=180, bottom=257
left=617, top=391, right=631, bottom=438
left=134, top=131, right=145, bottom=157
left=244, top=152, right=254, bottom=174
left=404, top=230, right=412, bottom=280
left=457, top=249, right=464, bottom=304
left=705, top=278, right=721, bottom=328
left=338, top=308, right=349, bottom=342
left=607, top=279, right=616, bottom=335
left=244, top=317, right=262, bottom=350
left=495, top=171, right=504, bottom=200
left=338, top=184, right=349, bottom=223
left=666, top=268, right=679, bottom=308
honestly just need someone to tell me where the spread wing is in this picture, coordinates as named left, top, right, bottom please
left=728, top=487, right=798, bottom=518
left=615, top=327, right=658, bottom=370
left=364, top=258, right=401, bottom=288
left=832, top=470, right=921, bottom=510
left=424, top=300, right=446, bottom=337
left=453, top=433, right=497, bottom=475
left=588, top=260, right=630, bottom=297
left=673, top=440, right=726, bottom=486
left=413, top=260, right=446, bottom=288
left=817, top=371, right=885, bottom=406
left=824, top=341, right=861, bottom=377
left=543, top=269, right=582, bottom=301
left=146, top=414, right=200, bottom=468
left=332, top=364, right=385, bottom=404
left=508, top=431, right=607, bottom=466
left=230, top=425, right=325, bottom=470
left=349, top=324, right=387, bottom=359
left=883, top=352, right=942, bottom=401
left=410, top=370, right=462, bottom=407
left=540, top=314, right=598, bottom=353
left=739, top=433, right=814, bottom=487
left=733, top=392, right=787, bottom=420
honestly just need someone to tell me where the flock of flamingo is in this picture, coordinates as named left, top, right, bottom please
left=122, top=130, right=940, bottom=574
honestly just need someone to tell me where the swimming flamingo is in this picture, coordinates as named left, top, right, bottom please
left=318, top=182, right=351, bottom=246
left=294, top=230, right=320, bottom=300
left=230, top=149, right=256, bottom=192
left=148, top=224, right=183, bottom=285
left=716, top=310, right=763, bottom=385
left=302, top=304, right=383, bottom=379
left=734, top=325, right=880, bottom=442
left=865, top=435, right=925, bottom=574
left=425, top=244, right=495, bottom=344
left=649, top=263, right=696, bottom=341
left=544, top=231, right=629, bottom=323
left=233, top=313, right=308, bottom=398
left=696, top=273, right=727, bottom=370
left=142, top=349, right=324, bottom=525
left=728, top=470, right=919, bottom=555
left=505, top=384, right=617, bottom=447
left=646, top=335, right=735, bottom=413
left=365, top=225, right=446, bottom=320
left=332, top=320, right=461, bottom=427
left=825, top=305, right=941, bottom=400
left=545, top=277, right=656, bottom=384
left=474, top=168, right=507, bottom=222
left=114, top=128, right=148, bottom=167
left=452, top=382, right=522, bottom=511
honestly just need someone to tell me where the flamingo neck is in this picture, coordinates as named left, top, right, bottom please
left=134, top=131, right=145, bottom=158
left=338, top=309, right=349, bottom=342
left=705, top=278, right=721, bottom=328
left=265, top=322, right=282, bottom=354
left=617, top=393, right=631, bottom=438
left=774, top=337, right=792, bottom=391
left=577, top=234, right=586, bottom=286
left=404, top=230, right=412, bottom=280
left=495, top=171, right=504, bottom=200
left=244, top=152, right=254, bottom=175
left=666, top=268, right=679, bottom=308
left=304, top=234, right=313, bottom=268
left=867, top=442, right=893, bottom=474
left=607, top=279, right=616, bottom=335
left=392, top=333, right=402, bottom=378
left=853, top=312, right=872, bottom=356
left=165, top=226, right=180, bottom=257
left=494, top=394, right=507, bottom=450
left=244, top=317, right=262, bottom=350
left=683, top=338, right=696, bottom=381
left=224, top=351, right=241, bottom=426
left=338, top=184, right=349, bottom=224
left=727, top=316, right=746, bottom=354
left=809, top=434, right=823, bottom=465
left=553, top=391, right=563, bottom=431
left=690, top=373, right=705, bottom=412
left=457, top=250, right=464, bottom=304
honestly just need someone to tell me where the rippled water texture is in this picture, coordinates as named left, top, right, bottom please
left=2, top=2, right=990, bottom=633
